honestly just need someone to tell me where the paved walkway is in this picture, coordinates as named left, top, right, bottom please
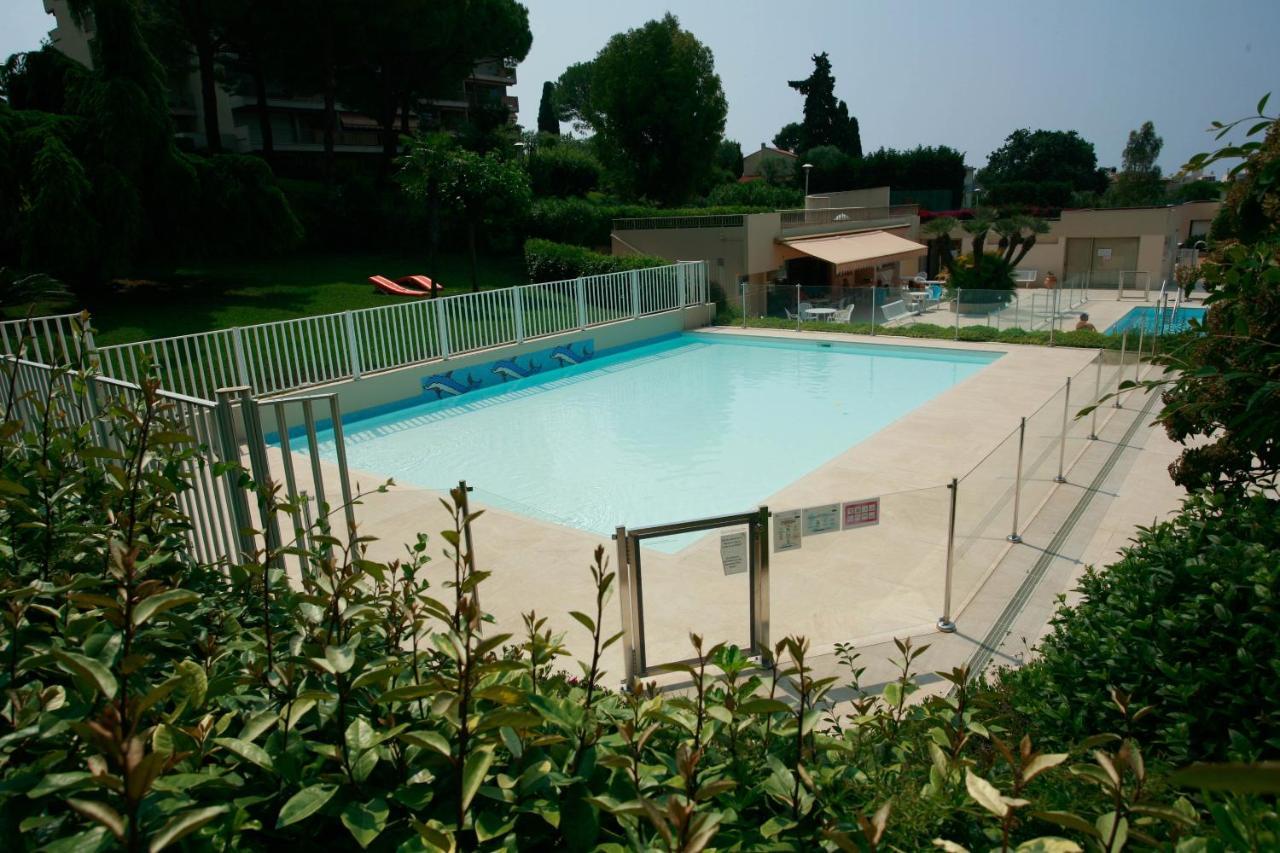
left=773, top=375, right=1184, bottom=706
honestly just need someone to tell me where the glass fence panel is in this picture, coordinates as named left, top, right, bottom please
left=1016, top=380, right=1069, bottom=539
left=355, top=485, right=630, bottom=673
left=635, top=527, right=754, bottom=671
left=951, top=422, right=1022, bottom=614
left=741, top=281, right=1194, bottom=345
left=768, top=486, right=952, bottom=651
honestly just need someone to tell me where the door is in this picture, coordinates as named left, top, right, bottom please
left=1063, top=237, right=1140, bottom=290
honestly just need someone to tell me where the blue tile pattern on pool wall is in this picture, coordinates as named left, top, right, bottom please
left=420, top=340, right=596, bottom=400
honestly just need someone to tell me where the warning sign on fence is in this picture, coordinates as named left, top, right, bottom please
left=720, top=531, right=747, bottom=575
left=842, top=498, right=880, bottom=529
left=803, top=503, right=841, bottom=536
left=773, top=510, right=802, bottom=552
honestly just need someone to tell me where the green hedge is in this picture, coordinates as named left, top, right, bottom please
left=998, top=490, right=1280, bottom=765
left=527, top=145, right=601, bottom=198
left=528, top=197, right=769, bottom=248
left=523, top=238, right=667, bottom=282
left=726, top=315, right=1185, bottom=351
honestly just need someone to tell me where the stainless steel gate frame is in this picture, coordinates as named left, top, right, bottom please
left=613, top=507, right=770, bottom=685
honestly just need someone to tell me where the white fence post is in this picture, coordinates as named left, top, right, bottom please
left=231, top=327, right=251, bottom=387
left=436, top=301, right=451, bottom=358
left=576, top=277, right=587, bottom=329
left=342, top=312, right=362, bottom=380
left=513, top=287, right=526, bottom=344
left=677, top=264, right=687, bottom=309
left=630, top=270, right=641, bottom=317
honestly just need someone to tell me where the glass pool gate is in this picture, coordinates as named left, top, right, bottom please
left=614, top=508, right=770, bottom=683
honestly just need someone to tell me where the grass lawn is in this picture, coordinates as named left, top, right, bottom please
left=11, top=250, right=527, bottom=347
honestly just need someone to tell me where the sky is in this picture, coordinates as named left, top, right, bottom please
left=3, top=0, right=1278, bottom=173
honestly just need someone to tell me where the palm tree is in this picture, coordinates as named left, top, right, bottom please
left=993, top=214, right=1050, bottom=267
left=962, top=210, right=996, bottom=270
left=921, top=216, right=959, bottom=276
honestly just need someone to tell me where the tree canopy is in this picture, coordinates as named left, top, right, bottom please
left=978, top=128, right=1109, bottom=206
left=400, top=134, right=531, bottom=290
left=556, top=15, right=727, bottom=203
left=1106, top=120, right=1167, bottom=206
left=799, top=145, right=966, bottom=206
left=777, top=53, right=861, bottom=158
left=0, top=0, right=300, bottom=288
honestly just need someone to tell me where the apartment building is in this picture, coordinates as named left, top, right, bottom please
left=39, top=0, right=519, bottom=154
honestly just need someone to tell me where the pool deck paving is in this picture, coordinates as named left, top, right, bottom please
left=260, top=317, right=1185, bottom=704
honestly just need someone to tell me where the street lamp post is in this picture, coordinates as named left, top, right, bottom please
left=802, top=162, right=813, bottom=197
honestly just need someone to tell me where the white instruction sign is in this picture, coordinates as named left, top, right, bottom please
left=720, top=531, right=748, bottom=575
left=803, top=503, right=841, bottom=536
left=773, top=510, right=802, bottom=552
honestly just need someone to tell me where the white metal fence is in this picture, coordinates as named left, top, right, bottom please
left=0, top=355, right=241, bottom=564
left=94, top=261, right=708, bottom=399
left=0, top=312, right=93, bottom=366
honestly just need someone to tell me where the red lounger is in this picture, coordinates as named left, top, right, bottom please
left=369, top=275, right=429, bottom=297
left=398, top=275, right=442, bottom=293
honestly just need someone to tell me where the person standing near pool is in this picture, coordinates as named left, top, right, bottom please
left=1075, top=313, right=1097, bottom=332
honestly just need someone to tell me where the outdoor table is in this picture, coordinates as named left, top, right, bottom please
left=804, top=307, right=837, bottom=321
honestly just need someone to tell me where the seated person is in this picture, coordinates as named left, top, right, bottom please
left=1075, top=312, right=1097, bottom=332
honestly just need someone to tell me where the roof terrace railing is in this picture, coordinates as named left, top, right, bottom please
left=613, top=213, right=748, bottom=231
left=779, top=204, right=919, bottom=228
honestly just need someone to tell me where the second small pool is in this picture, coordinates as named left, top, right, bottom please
left=1106, top=306, right=1206, bottom=335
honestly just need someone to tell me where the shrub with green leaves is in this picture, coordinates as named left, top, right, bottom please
left=527, top=145, right=602, bottom=198
left=523, top=238, right=666, bottom=283
left=997, top=491, right=1280, bottom=765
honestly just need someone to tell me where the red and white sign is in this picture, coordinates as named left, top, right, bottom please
left=842, top=498, right=880, bottom=530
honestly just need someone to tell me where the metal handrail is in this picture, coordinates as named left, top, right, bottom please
left=779, top=204, right=918, bottom=227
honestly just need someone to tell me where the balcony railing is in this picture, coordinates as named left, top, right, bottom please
left=614, top=214, right=748, bottom=231
left=779, top=204, right=918, bottom=229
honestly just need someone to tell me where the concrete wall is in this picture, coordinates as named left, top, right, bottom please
left=262, top=304, right=714, bottom=438
left=951, top=201, right=1223, bottom=286
left=805, top=187, right=891, bottom=209
left=612, top=226, right=747, bottom=297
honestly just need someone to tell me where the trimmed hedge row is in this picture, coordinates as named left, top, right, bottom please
left=725, top=315, right=1192, bottom=351
left=523, top=238, right=667, bottom=283
left=528, top=197, right=770, bottom=248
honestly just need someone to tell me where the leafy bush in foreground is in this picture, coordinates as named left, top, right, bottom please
left=0, top=343, right=1274, bottom=850
left=998, top=491, right=1280, bottom=765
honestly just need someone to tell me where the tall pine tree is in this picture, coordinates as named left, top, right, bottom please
left=782, top=53, right=860, bottom=157
left=537, top=80, right=559, bottom=135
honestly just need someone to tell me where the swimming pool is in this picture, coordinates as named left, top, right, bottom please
left=316, top=333, right=999, bottom=547
left=1107, top=306, right=1206, bottom=335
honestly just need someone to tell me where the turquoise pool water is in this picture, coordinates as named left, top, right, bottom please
left=316, top=333, right=999, bottom=547
left=1107, top=306, right=1205, bottom=335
